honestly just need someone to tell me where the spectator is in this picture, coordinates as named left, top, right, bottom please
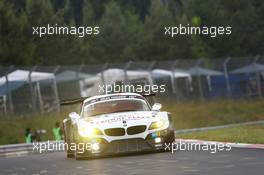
left=53, top=122, right=63, bottom=141
left=25, top=128, right=33, bottom=143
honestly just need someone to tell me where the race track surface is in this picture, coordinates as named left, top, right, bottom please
left=0, top=148, right=263, bottom=175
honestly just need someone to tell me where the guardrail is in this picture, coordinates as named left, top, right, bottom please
left=0, top=141, right=63, bottom=157
left=0, top=143, right=32, bottom=157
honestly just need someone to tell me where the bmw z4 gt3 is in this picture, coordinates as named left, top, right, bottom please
left=63, top=93, right=175, bottom=159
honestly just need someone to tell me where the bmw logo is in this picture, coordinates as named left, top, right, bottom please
left=123, top=120, right=127, bottom=127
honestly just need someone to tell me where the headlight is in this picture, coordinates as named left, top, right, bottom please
left=77, top=122, right=103, bottom=137
left=149, top=120, right=165, bottom=130
left=91, top=143, right=100, bottom=151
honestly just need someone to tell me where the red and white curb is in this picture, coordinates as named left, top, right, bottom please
left=176, top=139, right=264, bottom=149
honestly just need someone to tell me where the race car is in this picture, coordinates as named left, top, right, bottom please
left=62, top=93, right=175, bottom=159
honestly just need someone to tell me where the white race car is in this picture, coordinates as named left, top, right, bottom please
left=63, top=93, right=175, bottom=159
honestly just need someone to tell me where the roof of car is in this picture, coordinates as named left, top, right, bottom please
left=83, top=93, right=143, bottom=104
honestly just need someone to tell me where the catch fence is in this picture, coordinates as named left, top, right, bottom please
left=0, top=55, right=263, bottom=115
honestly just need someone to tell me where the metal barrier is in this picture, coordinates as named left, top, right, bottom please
left=0, top=56, right=263, bottom=115
left=0, top=141, right=64, bottom=157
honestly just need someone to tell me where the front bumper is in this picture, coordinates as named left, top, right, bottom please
left=75, top=129, right=174, bottom=158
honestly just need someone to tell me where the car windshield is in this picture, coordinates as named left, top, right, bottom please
left=83, top=99, right=150, bottom=117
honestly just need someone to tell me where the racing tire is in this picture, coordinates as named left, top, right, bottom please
left=74, top=151, right=85, bottom=160
left=162, top=131, right=175, bottom=152
left=67, top=152, right=74, bottom=158
left=63, top=121, right=75, bottom=159
left=65, top=139, right=74, bottom=158
left=164, top=130, right=175, bottom=144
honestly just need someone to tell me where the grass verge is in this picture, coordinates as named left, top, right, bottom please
left=0, top=112, right=67, bottom=145
left=164, top=99, right=264, bottom=130
left=0, top=99, right=263, bottom=145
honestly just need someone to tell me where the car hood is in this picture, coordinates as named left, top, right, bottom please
left=82, top=111, right=168, bottom=129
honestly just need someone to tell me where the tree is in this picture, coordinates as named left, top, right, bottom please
left=137, top=0, right=174, bottom=60
left=0, top=0, right=34, bottom=65
left=25, top=0, right=85, bottom=65
left=186, top=0, right=264, bottom=57
left=87, top=1, right=136, bottom=63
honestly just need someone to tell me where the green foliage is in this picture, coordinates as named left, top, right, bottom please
left=0, top=1, right=34, bottom=65
left=186, top=0, right=264, bottom=57
left=0, top=0, right=263, bottom=65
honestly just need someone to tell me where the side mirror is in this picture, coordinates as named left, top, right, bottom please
left=151, top=103, right=162, bottom=111
left=69, top=112, right=81, bottom=124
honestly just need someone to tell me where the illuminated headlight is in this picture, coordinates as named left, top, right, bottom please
left=149, top=120, right=165, bottom=130
left=77, top=121, right=102, bottom=137
left=91, top=143, right=100, bottom=151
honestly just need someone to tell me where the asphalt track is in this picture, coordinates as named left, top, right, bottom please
left=0, top=148, right=263, bottom=175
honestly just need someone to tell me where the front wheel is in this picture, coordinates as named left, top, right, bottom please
left=63, top=120, right=75, bottom=158
left=74, top=152, right=83, bottom=160
left=164, top=130, right=175, bottom=144
left=67, top=153, right=74, bottom=158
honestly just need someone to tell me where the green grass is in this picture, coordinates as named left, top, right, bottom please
left=0, top=99, right=263, bottom=145
left=0, top=112, right=66, bottom=145
left=177, top=124, right=264, bottom=144
left=163, top=99, right=264, bottom=130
